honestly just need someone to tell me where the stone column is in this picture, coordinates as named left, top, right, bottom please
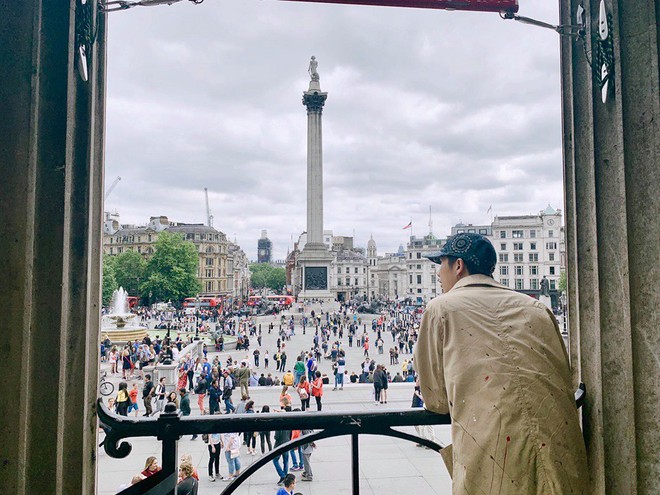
left=0, top=2, right=106, bottom=493
left=303, top=80, right=328, bottom=247
left=560, top=1, right=659, bottom=493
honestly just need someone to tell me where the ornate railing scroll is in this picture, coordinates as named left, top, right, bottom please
left=98, top=383, right=585, bottom=495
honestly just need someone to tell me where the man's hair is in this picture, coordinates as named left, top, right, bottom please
left=283, top=473, right=296, bottom=487
left=445, top=255, right=492, bottom=277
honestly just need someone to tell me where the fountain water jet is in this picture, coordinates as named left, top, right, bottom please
left=102, top=287, right=148, bottom=342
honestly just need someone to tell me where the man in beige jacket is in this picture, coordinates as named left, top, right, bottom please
left=414, top=232, right=588, bottom=494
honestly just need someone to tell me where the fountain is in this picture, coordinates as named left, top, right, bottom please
left=101, top=287, right=148, bottom=342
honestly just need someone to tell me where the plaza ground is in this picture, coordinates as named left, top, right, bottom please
left=98, top=307, right=452, bottom=494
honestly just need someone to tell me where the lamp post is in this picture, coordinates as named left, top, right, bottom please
left=195, top=295, right=201, bottom=340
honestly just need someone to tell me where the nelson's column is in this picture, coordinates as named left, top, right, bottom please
left=296, top=56, right=334, bottom=301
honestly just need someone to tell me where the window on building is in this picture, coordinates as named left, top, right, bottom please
left=500, top=243, right=507, bottom=251
left=186, top=233, right=194, bottom=240
left=514, top=253, right=524, bottom=263
left=512, top=230, right=523, bottom=238
left=468, top=228, right=475, bottom=233
left=530, top=242, right=537, bottom=250
left=337, top=267, right=341, bottom=274
left=417, top=275, right=422, bottom=284
left=337, top=279, right=342, bottom=286
left=148, top=234, right=152, bottom=242
left=409, top=275, right=413, bottom=284
left=501, top=278, right=509, bottom=287
left=109, top=247, right=113, bottom=254
left=549, top=252, right=555, bottom=261
left=549, top=266, right=556, bottom=275
left=409, top=253, right=412, bottom=259
left=354, top=278, right=359, bottom=285
left=416, top=252, right=421, bottom=259
left=530, top=230, right=536, bottom=238
left=546, top=242, right=557, bottom=250
left=515, top=279, right=524, bottom=290
left=513, top=242, right=523, bottom=250
left=137, top=246, right=141, bottom=253
left=117, top=247, right=123, bottom=254
left=530, top=278, right=539, bottom=290
left=457, top=229, right=464, bottom=233
left=499, top=253, right=509, bottom=263
left=550, top=280, right=556, bottom=290
left=416, top=264, right=421, bottom=269
left=529, top=253, right=539, bottom=262
left=206, top=269, right=213, bottom=278
left=500, top=266, right=509, bottom=276
left=417, top=289, right=422, bottom=294
left=548, top=230, right=554, bottom=237
left=530, top=265, right=538, bottom=275
left=206, top=258, right=214, bottom=265
left=206, top=281, right=213, bottom=291
left=479, top=228, right=488, bottom=235
left=500, top=231, right=506, bottom=238
left=515, top=265, right=523, bottom=276
left=345, top=277, right=350, bottom=286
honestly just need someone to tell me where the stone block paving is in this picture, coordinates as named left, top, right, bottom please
left=98, top=304, right=452, bottom=494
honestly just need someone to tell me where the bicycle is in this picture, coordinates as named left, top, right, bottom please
left=99, top=371, right=115, bottom=396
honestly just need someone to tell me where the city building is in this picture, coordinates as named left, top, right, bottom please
left=103, top=214, right=249, bottom=299
left=447, top=205, right=565, bottom=306
left=257, top=229, right=273, bottom=263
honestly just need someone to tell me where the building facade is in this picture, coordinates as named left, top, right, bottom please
left=103, top=215, right=249, bottom=299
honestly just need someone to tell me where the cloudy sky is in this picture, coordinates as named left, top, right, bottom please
left=105, top=0, right=564, bottom=261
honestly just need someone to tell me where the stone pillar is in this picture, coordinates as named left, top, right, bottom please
left=0, top=2, right=106, bottom=494
left=303, top=80, right=328, bottom=247
left=560, top=1, right=659, bottom=493
left=298, top=62, right=334, bottom=301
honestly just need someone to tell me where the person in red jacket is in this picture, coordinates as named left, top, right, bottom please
left=310, top=371, right=323, bottom=411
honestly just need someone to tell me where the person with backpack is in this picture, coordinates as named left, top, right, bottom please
left=142, top=374, right=155, bottom=417
left=208, top=379, right=221, bottom=415
left=179, top=388, right=197, bottom=440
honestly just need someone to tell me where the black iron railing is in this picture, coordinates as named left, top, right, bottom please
left=98, top=384, right=585, bottom=495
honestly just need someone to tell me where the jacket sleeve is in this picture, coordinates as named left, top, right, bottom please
left=414, top=306, right=449, bottom=414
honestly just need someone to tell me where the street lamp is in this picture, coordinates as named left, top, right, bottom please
left=195, top=295, right=201, bottom=340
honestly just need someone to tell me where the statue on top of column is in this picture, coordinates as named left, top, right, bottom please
left=308, top=56, right=319, bottom=82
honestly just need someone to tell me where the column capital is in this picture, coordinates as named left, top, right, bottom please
left=303, top=91, right=328, bottom=114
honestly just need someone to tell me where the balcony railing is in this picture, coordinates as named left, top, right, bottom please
left=98, top=384, right=585, bottom=494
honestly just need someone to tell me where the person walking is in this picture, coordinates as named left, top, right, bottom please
left=221, top=431, right=242, bottom=481
left=222, top=370, right=235, bottom=414
left=142, top=374, right=155, bottom=417
left=373, top=364, right=385, bottom=404
left=204, top=432, right=223, bottom=481
left=259, top=405, right=273, bottom=454
left=300, top=429, right=316, bottom=482
left=273, top=409, right=292, bottom=485
left=154, top=377, right=167, bottom=413
left=194, top=372, right=208, bottom=415
left=310, top=371, right=323, bottom=411
left=296, top=375, right=311, bottom=411
left=237, top=361, right=250, bottom=398
left=415, top=232, right=588, bottom=494
left=179, top=388, right=197, bottom=440
left=244, top=400, right=257, bottom=455
left=115, top=382, right=131, bottom=416
left=208, top=379, right=221, bottom=415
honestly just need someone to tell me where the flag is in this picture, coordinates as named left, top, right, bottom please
left=402, top=221, right=412, bottom=230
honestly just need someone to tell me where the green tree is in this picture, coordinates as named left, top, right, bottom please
left=102, top=256, right=118, bottom=306
left=249, top=263, right=286, bottom=292
left=111, top=250, right=147, bottom=295
left=558, top=270, right=567, bottom=293
left=140, top=231, right=201, bottom=304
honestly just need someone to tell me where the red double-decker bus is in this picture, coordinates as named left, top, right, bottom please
left=127, top=296, right=139, bottom=309
left=183, top=297, right=222, bottom=309
left=267, top=295, right=294, bottom=307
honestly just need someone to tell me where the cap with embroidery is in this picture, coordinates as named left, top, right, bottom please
left=425, top=232, right=497, bottom=275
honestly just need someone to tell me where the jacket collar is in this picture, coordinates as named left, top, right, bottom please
left=450, top=274, right=510, bottom=292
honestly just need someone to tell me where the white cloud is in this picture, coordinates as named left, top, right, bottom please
left=104, top=0, right=564, bottom=260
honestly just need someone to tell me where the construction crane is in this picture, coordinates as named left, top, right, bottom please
left=204, top=188, right=214, bottom=228
left=105, top=176, right=121, bottom=200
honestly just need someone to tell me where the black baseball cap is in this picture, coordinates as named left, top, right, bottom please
left=425, top=232, right=497, bottom=275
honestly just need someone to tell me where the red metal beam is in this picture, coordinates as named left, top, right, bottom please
left=278, top=0, right=519, bottom=14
